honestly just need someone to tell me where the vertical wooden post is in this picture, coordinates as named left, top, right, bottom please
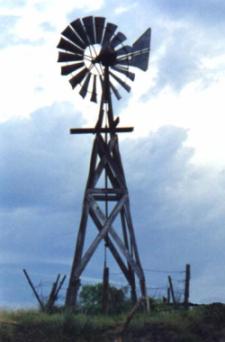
left=55, top=275, right=67, bottom=299
left=102, top=266, right=109, bottom=314
left=46, top=274, right=61, bottom=311
left=168, top=276, right=176, bottom=305
left=46, top=274, right=67, bottom=312
left=167, top=287, right=171, bottom=304
left=184, top=264, right=191, bottom=309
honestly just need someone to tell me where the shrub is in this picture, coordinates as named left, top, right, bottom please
left=79, top=283, right=130, bottom=314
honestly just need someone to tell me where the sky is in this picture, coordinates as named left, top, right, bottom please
left=1, top=0, right=225, bottom=307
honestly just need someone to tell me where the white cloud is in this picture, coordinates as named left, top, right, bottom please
left=118, top=66, right=225, bottom=167
left=114, top=2, right=138, bottom=15
left=0, top=0, right=107, bottom=123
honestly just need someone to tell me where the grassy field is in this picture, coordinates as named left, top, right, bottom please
left=1, top=303, right=225, bottom=341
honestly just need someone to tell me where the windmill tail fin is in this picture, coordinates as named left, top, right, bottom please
left=131, top=28, right=151, bottom=71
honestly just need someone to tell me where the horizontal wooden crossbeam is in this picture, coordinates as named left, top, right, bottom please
left=70, top=127, right=134, bottom=134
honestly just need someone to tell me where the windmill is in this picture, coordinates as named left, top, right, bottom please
left=57, top=16, right=151, bottom=310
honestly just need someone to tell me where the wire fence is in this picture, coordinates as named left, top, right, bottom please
left=26, top=264, right=189, bottom=306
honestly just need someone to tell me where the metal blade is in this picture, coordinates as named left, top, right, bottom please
left=90, top=75, right=97, bottom=103
left=57, top=37, right=83, bottom=55
left=79, top=72, right=91, bottom=98
left=71, top=18, right=89, bottom=45
left=111, top=65, right=135, bottom=81
left=82, top=16, right=96, bottom=44
left=110, top=32, right=126, bottom=49
left=95, top=17, right=105, bottom=44
left=102, top=22, right=117, bottom=47
left=61, top=62, right=84, bottom=76
left=69, top=67, right=89, bottom=89
left=109, top=71, right=131, bottom=92
left=61, top=26, right=86, bottom=49
left=58, top=51, right=83, bottom=63
left=110, top=81, right=122, bottom=100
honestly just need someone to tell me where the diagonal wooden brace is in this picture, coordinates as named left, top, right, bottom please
left=73, top=195, right=127, bottom=278
left=89, top=197, right=144, bottom=280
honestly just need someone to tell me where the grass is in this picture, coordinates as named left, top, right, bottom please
left=1, top=304, right=225, bottom=341
left=0, top=309, right=121, bottom=342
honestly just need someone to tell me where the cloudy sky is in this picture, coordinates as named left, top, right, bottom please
left=1, top=0, right=225, bottom=307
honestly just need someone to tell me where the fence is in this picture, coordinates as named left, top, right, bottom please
left=23, top=264, right=191, bottom=310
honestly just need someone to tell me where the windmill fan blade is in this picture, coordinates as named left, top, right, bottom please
left=57, top=37, right=83, bottom=55
left=69, top=67, right=89, bottom=89
left=83, top=16, right=96, bottom=44
left=110, top=32, right=126, bottom=49
left=61, top=62, right=84, bottom=76
left=109, top=71, right=131, bottom=92
left=110, top=81, right=122, bottom=100
left=58, top=52, right=83, bottom=63
left=79, top=72, right=92, bottom=98
left=111, top=65, right=135, bottom=81
left=95, top=17, right=105, bottom=44
left=61, top=26, right=86, bottom=49
left=102, top=22, right=117, bottom=47
left=71, top=18, right=89, bottom=45
left=90, top=75, right=97, bottom=103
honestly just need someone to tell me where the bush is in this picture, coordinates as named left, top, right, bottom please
left=79, top=283, right=130, bottom=314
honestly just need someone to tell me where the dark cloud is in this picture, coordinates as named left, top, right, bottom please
left=0, top=102, right=88, bottom=211
left=1, top=104, right=225, bottom=306
left=152, top=27, right=202, bottom=91
left=151, top=0, right=225, bottom=91
left=0, top=103, right=90, bottom=306
left=122, top=127, right=225, bottom=302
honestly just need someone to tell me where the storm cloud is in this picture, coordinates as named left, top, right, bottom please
left=1, top=103, right=225, bottom=305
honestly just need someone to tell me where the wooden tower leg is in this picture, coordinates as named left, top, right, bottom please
left=65, top=203, right=88, bottom=308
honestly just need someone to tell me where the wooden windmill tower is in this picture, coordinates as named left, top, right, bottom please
left=57, top=16, right=151, bottom=309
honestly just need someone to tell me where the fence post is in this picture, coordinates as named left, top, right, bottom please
left=167, top=287, right=171, bottom=304
left=184, top=264, right=191, bottom=309
left=168, top=276, right=176, bottom=305
left=102, top=266, right=109, bottom=314
left=23, top=269, right=45, bottom=310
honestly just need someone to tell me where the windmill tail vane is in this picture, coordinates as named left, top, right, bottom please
left=57, top=16, right=151, bottom=312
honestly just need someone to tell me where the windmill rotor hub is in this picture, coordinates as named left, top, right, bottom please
left=84, top=44, right=102, bottom=75
left=93, top=46, right=117, bottom=66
